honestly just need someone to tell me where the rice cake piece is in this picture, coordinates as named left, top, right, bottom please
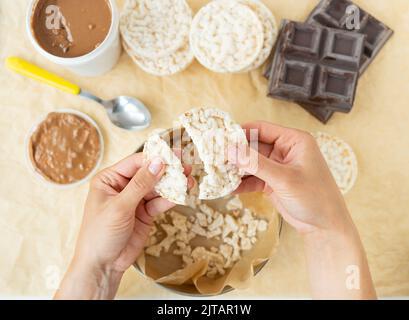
left=144, top=132, right=187, bottom=205
left=179, top=108, right=248, bottom=200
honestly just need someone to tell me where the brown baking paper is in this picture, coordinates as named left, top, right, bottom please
left=136, top=193, right=281, bottom=296
left=1, top=0, right=409, bottom=298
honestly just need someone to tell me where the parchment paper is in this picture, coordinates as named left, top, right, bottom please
left=137, top=193, right=281, bottom=296
left=0, top=0, right=408, bottom=298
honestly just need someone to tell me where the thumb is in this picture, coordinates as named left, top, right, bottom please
left=228, top=145, right=286, bottom=188
left=118, top=157, right=165, bottom=210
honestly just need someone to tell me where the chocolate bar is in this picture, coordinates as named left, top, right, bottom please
left=267, top=20, right=365, bottom=113
left=264, top=0, right=394, bottom=78
left=306, top=0, right=393, bottom=75
left=264, top=0, right=393, bottom=123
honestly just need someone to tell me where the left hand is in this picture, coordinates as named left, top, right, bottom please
left=55, top=153, right=189, bottom=300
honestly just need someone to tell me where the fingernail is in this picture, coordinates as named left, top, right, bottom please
left=149, top=158, right=164, bottom=176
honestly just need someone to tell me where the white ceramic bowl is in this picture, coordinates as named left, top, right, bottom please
left=25, top=109, right=105, bottom=189
left=26, top=0, right=121, bottom=77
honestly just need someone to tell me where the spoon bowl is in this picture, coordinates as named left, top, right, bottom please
left=80, top=91, right=151, bottom=131
left=107, top=96, right=151, bottom=131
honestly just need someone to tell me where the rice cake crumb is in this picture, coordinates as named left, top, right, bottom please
left=145, top=196, right=268, bottom=279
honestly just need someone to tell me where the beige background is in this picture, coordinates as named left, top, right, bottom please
left=0, top=0, right=408, bottom=298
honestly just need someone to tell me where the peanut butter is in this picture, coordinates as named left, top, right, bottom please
left=29, top=112, right=101, bottom=185
left=31, top=0, right=112, bottom=58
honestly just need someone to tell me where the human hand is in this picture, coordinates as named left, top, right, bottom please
left=228, top=121, right=352, bottom=235
left=55, top=153, right=191, bottom=299
left=228, top=121, right=376, bottom=299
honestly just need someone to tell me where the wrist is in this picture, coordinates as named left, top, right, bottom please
left=303, top=202, right=357, bottom=240
left=55, top=257, right=124, bottom=300
left=302, top=212, right=362, bottom=259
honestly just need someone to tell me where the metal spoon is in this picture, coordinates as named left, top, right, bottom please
left=78, top=91, right=151, bottom=131
left=5, top=57, right=151, bottom=131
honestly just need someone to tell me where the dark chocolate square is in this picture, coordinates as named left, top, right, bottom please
left=361, top=16, right=385, bottom=45
left=267, top=20, right=364, bottom=112
left=322, top=29, right=365, bottom=69
left=314, top=66, right=357, bottom=112
left=333, top=35, right=355, bottom=55
left=326, top=0, right=350, bottom=21
left=285, top=64, right=309, bottom=87
left=287, top=24, right=323, bottom=60
left=325, top=72, right=351, bottom=95
left=307, top=0, right=393, bottom=75
left=269, top=60, right=316, bottom=100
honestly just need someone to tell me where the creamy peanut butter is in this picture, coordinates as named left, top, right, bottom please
left=31, top=0, right=112, bottom=58
left=29, top=112, right=101, bottom=185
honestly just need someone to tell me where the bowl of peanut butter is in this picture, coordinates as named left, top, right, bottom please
left=26, top=109, right=104, bottom=188
left=26, top=0, right=121, bottom=76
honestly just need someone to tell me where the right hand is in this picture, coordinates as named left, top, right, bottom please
left=228, top=121, right=353, bottom=235
left=229, top=121, right=377, bottom=300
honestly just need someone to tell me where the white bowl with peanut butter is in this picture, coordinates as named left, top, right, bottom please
left=26, top=110, right=104, bottom=188
left=26, top=0, right=120, bottom=76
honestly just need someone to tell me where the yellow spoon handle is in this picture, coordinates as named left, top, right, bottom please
left=5, top=57, right=81, bottom=95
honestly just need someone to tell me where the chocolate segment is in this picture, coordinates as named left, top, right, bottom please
left=267, top=20, right=365, bottom=113
left=306, top=0, right=393, bottom=75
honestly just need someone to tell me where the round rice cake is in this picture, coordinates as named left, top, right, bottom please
left=120, top=0, right=192, bottom=59
left=239, top=0, right=278, bottom=72
left=123, top=40, right=194, bottom=76
left=190, top=0, right=264, bottom=73
left=314, top=132, right=358, bottom=195
left=144, top=132, right=188, bottom=205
